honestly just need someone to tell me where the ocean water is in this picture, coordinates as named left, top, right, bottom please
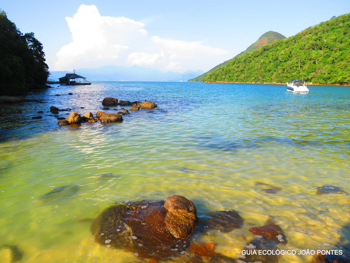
left=0, top=82, right=349, bottom=263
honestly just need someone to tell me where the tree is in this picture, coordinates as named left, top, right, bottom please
left=0, top=10, right=49, bottom=95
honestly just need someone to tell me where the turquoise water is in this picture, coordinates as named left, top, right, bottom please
left=0, top=82, right=349, bottom=262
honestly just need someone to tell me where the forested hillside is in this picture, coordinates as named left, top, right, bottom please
left=204, top=14, right=350, bottom=84
left=189, top=31, right=285, bottom=82
left=0, top=10, right=49, bottom=95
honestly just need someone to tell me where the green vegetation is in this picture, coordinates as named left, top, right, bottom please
left=189, top=31, right=286, bottom=82
left=204, top=14, right=350, bottom=84
left=0, top=10, right=49, bottom=95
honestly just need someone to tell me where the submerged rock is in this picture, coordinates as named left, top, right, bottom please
left=97, top=172, right=120, bottom=178
left=187, top=256, right=205, bottom=263
left=187, top=254, right=235, bottom=263
left=39, top=185, right=79, bottom=202
left=189, top=242, right=215, bottom=257
left=91, top=195, right=197, bottom=259
left=236, top=217, right=286, bottom=263
left=209, top=254, right=236, bottom=263
left=199, top=210, right=244, bottom=233
left=256, top=182, right=282, bottom=194
left=310, top=243, right=350, bottom=263
left=248, top=216, right=287, bottom=244
left=239, top=238, right=280, bottom=263
left=102, top=97, right=118, bottom=106
left=58, top=120, right=69, bottom=126
left=316, top=185, right=348, bottom=195
left=0, top=245, right=23, bottom=263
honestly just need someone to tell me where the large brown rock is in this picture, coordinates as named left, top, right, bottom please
left=58, top=120, right=69, bottom=126
left=99, top=113, right=123, bottom=123
left=91, top=195, right=197, bottom=259
left=102, top=97, right=118, bottom=106
left=66, top=112, right=81, bottom=124
left=164, top=195, right=197, bottom=238
left=140, top=100, right=157, bottom=109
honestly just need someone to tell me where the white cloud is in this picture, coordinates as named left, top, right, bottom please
left=54, top=4, right=229, bottom=72
left=127, top=51, right=164, bottom=66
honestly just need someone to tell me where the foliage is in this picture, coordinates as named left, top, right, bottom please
left=0, top=10, right=49, bottom=95
left=204, top=13, right=350, bottom=85
left=189, top=31, right=286, bottom=82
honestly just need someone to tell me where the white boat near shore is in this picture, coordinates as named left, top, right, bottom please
left=287, top=79, right=309, bottom=93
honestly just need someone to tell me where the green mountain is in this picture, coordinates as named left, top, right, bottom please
left=189, top=31, right=286, bottom=82
left=204, top=14, right=350, bottom=84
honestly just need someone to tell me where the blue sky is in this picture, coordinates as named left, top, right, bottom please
left=1, top=0, right=349, bottom=72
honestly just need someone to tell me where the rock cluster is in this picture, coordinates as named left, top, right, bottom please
left=237, top=216, right=287, bottom=263
left=57, top=111, right=123, bottom=126
left=91, top=195, right=197, bottom=259
left=55, top=97, right=158, bottom=126
left=101, top=97, right=157, bottom=109
left=90, top=194, right=307, bottom=263
left=91, top=195, right=246, bottom=262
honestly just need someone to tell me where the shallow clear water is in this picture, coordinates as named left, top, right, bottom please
left=0, top=82, right=349, bottom=262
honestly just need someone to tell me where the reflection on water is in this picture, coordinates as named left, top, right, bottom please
left=0, top=82, right=349, bottom=262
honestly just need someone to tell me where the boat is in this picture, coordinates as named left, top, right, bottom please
left=287, top=79, right=309, bottom=93
left=59, top=72, right=91, bottom=86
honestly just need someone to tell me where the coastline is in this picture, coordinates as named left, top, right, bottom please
left=202, top=81, right=350, bottom=86
left=1, top=81, right=350, bottom=263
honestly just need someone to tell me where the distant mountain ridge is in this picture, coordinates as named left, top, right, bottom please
left=189, top=31, right=286, bottom=82
left=49, top=66, right=203, bottom=82
left=204, top=13, right=350, bottom=84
